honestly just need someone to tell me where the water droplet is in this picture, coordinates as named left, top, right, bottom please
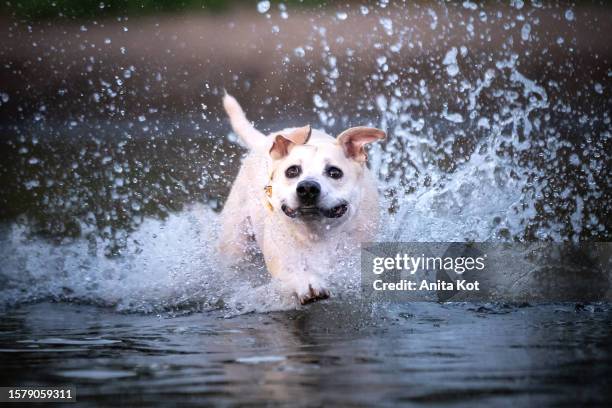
left=293, top=47, right=305, bottom=58
left=443, top=47, right=460, bottom=77
left=594, top=83, right=603, bottom=94
left=564, top=9, right=575, bottom=21
left=521, top=23, right=531, bottom=41
left=257, top=1, right=270, bottom=14
left=313, top=94, right=327, bottom=108
left=379, top=18, right=393, bottom=35
left=336, top=11, right=348, bottom=21
left=428, top=9, right=438, bottom=30
left=442, top=111, right=464, bottom=123
left=569, top=154, right=580, bottom=166
left=477, top=118, right=490, bottom=129
left=25, top=180, right=40, bottom=190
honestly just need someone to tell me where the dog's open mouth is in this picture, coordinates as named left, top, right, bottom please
left=281, top=203, right=348, bottom=219
left=319, top=204, right=348, bottom=218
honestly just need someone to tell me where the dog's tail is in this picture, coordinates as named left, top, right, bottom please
left=223, top=92, right=268, bottom=151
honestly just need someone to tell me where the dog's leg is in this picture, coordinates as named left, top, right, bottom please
left=292, top=272, right=330, bottom=305
left=218, top=180, right=254, bottom=263
left=218, top=215, right=252, bottom=264
left=262, top=239, right=330, bottom=304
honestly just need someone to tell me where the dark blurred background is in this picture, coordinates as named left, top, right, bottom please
left=0, top=1, right=610, bottom=255
left=1, top=1, right=610, bottom=122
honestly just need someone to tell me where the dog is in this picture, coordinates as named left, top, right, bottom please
left=219, top=93, right=385, bottom=304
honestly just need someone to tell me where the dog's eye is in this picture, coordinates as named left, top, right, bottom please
left=285, top=165, right=301, bottom=178
left=326, top=166, right=343, bottom=179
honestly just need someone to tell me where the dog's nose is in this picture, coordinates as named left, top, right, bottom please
left=296, top=180, right=321, bottom=205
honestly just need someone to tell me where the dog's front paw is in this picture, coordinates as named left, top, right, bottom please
left=295, top=277, right=330, bottom=305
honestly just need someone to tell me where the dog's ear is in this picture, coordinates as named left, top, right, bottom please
left=337, top=126, right=386, bottom=163
left=269, top=125, right=312, bottom=160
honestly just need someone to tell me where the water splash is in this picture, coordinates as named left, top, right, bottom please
left=0, top=1, right=609, bottom=313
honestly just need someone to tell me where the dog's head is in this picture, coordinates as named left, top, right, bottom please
left=266, top=125, right=385, bottom=227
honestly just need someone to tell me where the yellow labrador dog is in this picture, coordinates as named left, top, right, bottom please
left=219, top=93, right=385, bottom=304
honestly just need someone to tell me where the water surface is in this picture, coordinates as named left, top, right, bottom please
left=1, top=302, right=611, bottom=406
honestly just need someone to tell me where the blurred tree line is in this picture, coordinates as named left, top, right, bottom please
left=1, top=0, right=325, bottom=19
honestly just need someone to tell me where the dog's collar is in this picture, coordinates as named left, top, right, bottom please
left=264, top=167, right=274, bottom=212
left=264, top=184, right=274, bottom=212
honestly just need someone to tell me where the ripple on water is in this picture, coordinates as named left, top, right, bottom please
left=17, top=337, right=121, bottom=346
left=235, top=355, right=286, bottom=364
left=55, top=369, right=137, bottom=380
